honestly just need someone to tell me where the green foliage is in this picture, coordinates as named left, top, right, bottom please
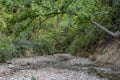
left=0, top=0, right=118, bottom=62
left=31, top=76, right=37, bottom=80
left=65, top=25, right=96, bottom=53
left=33, top=30, right=55, bottom=54
left=0, top=36, right=25, bottom=61
left=0, top=37, right=23, bottom=61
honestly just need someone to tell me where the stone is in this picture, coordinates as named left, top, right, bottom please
left=7, top=64, right=15, bottom=69
left=53, top=53, right=74, bottom=61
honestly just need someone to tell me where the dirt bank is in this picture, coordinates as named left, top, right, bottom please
left=95, top=39, right=120, bottom=68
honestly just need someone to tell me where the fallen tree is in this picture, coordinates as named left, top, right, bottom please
left=91, top=20, right=120, bottom=38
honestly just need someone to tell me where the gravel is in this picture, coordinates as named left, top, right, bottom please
left=0, top=68, right=105, bottom=80
left=63, top=58, right=93, bottom=66
left=0, top=54, right=107, bottom=80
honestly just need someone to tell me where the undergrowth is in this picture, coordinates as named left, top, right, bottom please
left=0, top=0, right=120, bottom=62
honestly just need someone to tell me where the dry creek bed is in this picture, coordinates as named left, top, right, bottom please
left=0, top=54, right=120, bottom=80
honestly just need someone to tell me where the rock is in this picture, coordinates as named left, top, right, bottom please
left=89, top=55, right=97, bottom=61
left=64, top=58, right=93, bottom=66
left=6, top=61, right=12, bottom=64
left=53, top=53, right=74, bottom=61
left=7, top=64, right=15, bottom=69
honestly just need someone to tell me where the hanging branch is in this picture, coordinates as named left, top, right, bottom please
left=90, top=20, right=120, bottom=37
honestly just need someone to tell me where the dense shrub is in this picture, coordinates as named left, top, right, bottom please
left=0, top=0, right=119, bottom=62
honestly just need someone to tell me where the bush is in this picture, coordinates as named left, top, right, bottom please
left=33, top=32, right=55, bottom=54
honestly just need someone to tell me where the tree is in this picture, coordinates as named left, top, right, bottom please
left=0, top=0, right=117, bottom=61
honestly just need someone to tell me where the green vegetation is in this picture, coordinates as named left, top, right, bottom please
left=31, top=76, right=37, bottom=80
left=0, top=0, right=119, bottom=62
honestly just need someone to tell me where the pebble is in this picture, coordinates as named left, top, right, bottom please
left=0, top=54, right=107, bottom=80
left=0, top=68, right=105, bottom=80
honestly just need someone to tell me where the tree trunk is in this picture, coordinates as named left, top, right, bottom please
left=91, top=20, right=120, bottom=37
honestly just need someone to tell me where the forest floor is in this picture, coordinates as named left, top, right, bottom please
left=0, top=54, right=120, bottom=80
